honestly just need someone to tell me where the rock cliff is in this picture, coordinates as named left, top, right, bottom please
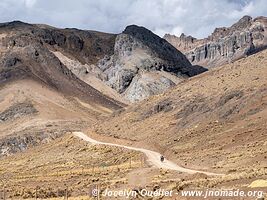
left=164, top=16, right=267, bottom=68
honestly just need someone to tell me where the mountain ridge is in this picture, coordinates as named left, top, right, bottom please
left=164, top=15, right=267, bottom=68
left=0, top=21, right=207, bottom=102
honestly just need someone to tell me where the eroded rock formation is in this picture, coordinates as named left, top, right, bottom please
left=164, top=16, right=267, bottom=68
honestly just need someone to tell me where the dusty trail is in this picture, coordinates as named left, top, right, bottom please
left=73, top=132, right=223, bottom=176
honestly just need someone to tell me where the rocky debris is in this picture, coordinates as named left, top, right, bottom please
left=1, top=55, right=21, bottom=68
left=216, top=90, right=244, bottom=107
left=164, top=16, right=267, bottom=68
left=175, top=96, right=211, bottom=123
left=154, top=99, right=173, bottom=113
left=0, top=119, right=88, bottom=157
left=98, top=25, right=207, bottom=102
left=139, top=98, right=174, bottom=120
left=0, top=131, right=62, bottom=157
left=0, top=102, right=38, bottom=122
left=123, top=72, right=177, bottom=102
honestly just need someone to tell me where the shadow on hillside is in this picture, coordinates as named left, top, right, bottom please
left=188, top=64, right=208, bottom=76
left=247, top=45, right=267, bottom=56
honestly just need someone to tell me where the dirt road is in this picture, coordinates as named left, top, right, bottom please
left=73, top=132, right=223, bottom=176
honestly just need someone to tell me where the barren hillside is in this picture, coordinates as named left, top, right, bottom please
left=0, top=22, right=123, bottom=157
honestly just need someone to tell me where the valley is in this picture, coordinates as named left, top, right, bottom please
left=0, top=15, right=266, bottom=200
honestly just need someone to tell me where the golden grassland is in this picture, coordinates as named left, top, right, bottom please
left=0, top=134, right=144, bottom=199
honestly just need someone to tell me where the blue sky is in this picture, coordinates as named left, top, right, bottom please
left=0, top=0, right=266, bottom=38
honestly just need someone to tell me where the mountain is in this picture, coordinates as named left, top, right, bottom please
left=0, top=20, right=207, bottom=155
left=0, top=21, right=206, bottom=103
left=0, top=21, right=123, bottom=156
left=98, top=25, right=207, bottom=102
left=164, top=15, right=267, bottom=68
left=0, top=20, right=267, bottom=199
left=0, top=21, right=123, bottom=108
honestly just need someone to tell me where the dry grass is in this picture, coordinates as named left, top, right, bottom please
left=0, top=134, right=143, bottom=199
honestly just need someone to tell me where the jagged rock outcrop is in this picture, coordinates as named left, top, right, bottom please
left=98, top=25, right=207, bottom=102
left=164, top=16, right=267, bottom=68
left=0, top=102, right=37, bottom=122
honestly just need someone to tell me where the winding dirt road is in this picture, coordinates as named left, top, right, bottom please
left=73, top=132, right=223, bottom=176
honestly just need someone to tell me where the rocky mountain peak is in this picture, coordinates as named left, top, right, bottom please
left=98, top=24, right=207, bottom=102
left=123, top=24, right=152, bottom=36
left=210, top=15, right=253, bottom=40
left=233, top=15, right=252, bottom=29
left=0, top=21, right=33, bottom=29
left=164, top=15, right=267, bottom=68
left=123, top=25, right=192, bottom=72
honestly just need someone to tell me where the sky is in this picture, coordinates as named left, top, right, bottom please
left=0, top=0, right=266, bottom=38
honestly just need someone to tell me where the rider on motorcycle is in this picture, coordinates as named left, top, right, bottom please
left=160, top=155, right=165, bottom=162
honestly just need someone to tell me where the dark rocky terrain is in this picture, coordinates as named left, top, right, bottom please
left=0, top=102, right=37, bottom=123
left=164, top=15, right=267, bottom=68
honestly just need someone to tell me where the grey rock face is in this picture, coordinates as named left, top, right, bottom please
left=98, top=25, right=207, bottom=102
left=123, top=25, right=192, bottom=72
left=0, top=102, right=38, bottom=122
left=123, top=72, right=176, bottom=102
left=1, top=55, right=21, bottom=68
left=0, top=131, right=63, bottom=157
left=164, top=16, right=267, bottom=68
left=185, top=30, right=255, bottom=65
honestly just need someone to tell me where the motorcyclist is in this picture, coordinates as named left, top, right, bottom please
left=160, top=155, right=164, bottom=162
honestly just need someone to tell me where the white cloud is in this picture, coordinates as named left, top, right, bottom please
left=170, top=26, right=184, bottom=37
left=0, top=0, right=266, bottom=38
left=24, top=0, right=36, bottom=8
left=155, top=29, right=169, bottom=37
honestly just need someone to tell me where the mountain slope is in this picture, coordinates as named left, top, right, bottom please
left=0, top=21, right=123, bottom=109
left=94, top=49, right=267, bottom=176
left=0, top=22, right=123, bottom=156
left=0, top=20, right=266, bottom=199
